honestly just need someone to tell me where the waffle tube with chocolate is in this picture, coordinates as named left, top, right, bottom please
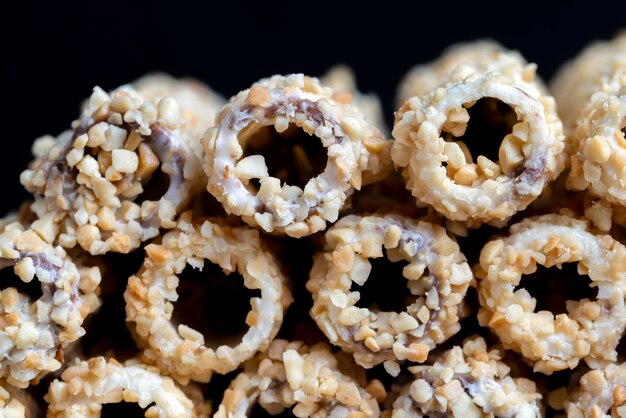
left=21, top=84, right=205, bottom=254
left=550, top=31, right=626, bottom=136
left=307, top=214, right=473, bottom=370
left=214, top=339, right=380, bottom=418
left=565, top=362, right=626, bottom=418
left=45, top=357, right=211, bottom=417
left=392, top=45, right=565, bottom=225
left=476, top=214, right=626, bottom=374
left=0, top=220, right=101, bottom=388
left=124, top=212, right=292, bottom=383
left=202, top=74, right=391, bottom=238
left=390, top=336, right=542, bottom=417
left=566, top=57, right=626, bottom=206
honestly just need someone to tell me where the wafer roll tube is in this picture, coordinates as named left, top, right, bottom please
left=389, top=336, right=543, bottom=418
left=0, top=220, right=101, bottom=387
left=21, top=84, right=205, bottom=254
left=203, top=74, right=392, bottom=238
left=125, top=213, right=292, bottom=383
left=476, top=214, right=626, bottom=373
left=214, top=339, right=380, bottom=418
left=566, top=58, right=626, bottom=206
left=45, top=357, right=211, bottom=417
left=392, top=53, right=565, bottom=224
left=565, top=362, right=626, bottom=418
left=551, top=31, right=626, bottom=136
left=307, top=214, right=473, bottom=370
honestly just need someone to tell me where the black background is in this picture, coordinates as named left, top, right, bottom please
left=1, top=0, right=625, bottom=213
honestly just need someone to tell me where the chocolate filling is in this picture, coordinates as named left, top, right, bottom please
left=442, top=98, right=517, bottom=169
left=134, top=166, right=170, bottom=204
left=249, top=402, right=294, bottom=417
left=101, top=402, right=149, bottom=417
left=128, top=124, right=180, bottom=206
left=243, top=123, right=327, bottom=191
left=515, top=263, right=597, bottom=315
left=461, top=98, right=518, bottom=163
left=0, top=262, right=44, bottom=302
left=354, top=249, right=415, bottom=313
left=171, top=263, right=261, bottom=348
left=0, top=252, right=63, bottom=306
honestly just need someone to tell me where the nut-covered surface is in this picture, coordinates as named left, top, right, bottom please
left=203, top=74, right=391, bottom=238
left=21, top=84, right=205, bottom=255
left=551, top=31, right=626, bottom=137
left=214, top=339, right=380, bottom=418
left=307, top=214, right=473, bottom=369
left=0, top=220, right=100, bottom=388
left=125, top=212, right=292, bottom=383
left=476, top=214, right=626, bottom=374
left=565, top=362, right=626, bottom=418
left=390, top=336, right=543, bottom=417
left=45, top=356, right=211, bottom=417
left=567, top=57, right=626, bottom=207
left=392, top=47, right=565, bottom=224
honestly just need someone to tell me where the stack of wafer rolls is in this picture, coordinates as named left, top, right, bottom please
left=2, top=32, right=626, bottom=417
